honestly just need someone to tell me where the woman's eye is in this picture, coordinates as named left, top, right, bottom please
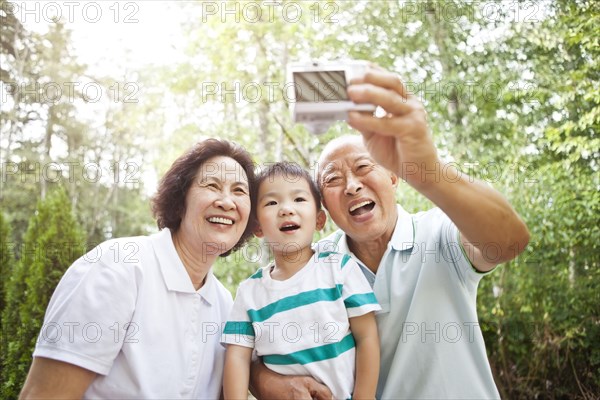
left=200, top=182, right=218, bottom=190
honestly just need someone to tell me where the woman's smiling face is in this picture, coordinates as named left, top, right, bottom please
left=178, top=155, right=251, bottom=256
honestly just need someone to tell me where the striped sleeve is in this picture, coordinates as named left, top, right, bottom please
left=340, top=256, right=381, bottom=318
left=221, top=281, right=256, bottom=348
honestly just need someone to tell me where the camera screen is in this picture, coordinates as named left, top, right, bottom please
left=293, top=71, right=348, bottom=102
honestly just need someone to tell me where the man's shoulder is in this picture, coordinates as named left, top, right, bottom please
left=412, top=207, right=451, bottom=228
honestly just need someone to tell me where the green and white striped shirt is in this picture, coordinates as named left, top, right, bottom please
left=221, top=252, right=380, bottom=400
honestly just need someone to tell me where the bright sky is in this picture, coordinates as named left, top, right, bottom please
left=12, top=1, right=190, bottom=194
left=17, top=1, right=186, bottom=74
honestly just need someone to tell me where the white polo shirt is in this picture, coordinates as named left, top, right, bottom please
left=34, top=228, right=233, bottom=399
left=318, top=205, right=500, bottom=400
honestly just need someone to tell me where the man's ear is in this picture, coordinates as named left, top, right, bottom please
left=316, top=210, right=327, bottom=231
left=254, top=225, right=264, bottom=238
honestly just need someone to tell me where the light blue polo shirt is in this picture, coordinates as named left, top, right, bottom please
left=318, top=205, right=500, bottom=400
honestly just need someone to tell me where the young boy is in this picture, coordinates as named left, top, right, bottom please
left=221, top=162, right=380, bottom=400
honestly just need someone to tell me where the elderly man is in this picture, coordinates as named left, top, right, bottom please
left=251, top=66, right=529, bottom=399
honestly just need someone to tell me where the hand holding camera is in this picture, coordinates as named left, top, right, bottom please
left=288, top=60, right=433, bottom=183
left=287, top=60, right=376, bottom=134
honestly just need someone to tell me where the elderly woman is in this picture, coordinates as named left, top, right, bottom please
left=20, top=139, right=256, bottom=399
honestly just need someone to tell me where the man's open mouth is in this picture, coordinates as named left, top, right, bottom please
left=349, top=200, right=375, bottom=216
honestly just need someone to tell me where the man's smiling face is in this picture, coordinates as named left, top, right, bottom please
left=318, top=137, right=398, bottom=244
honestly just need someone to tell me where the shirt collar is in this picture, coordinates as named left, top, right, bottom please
left=389, top=204, right=415, bottom=251
left=150, top=228, right=217, bottom=305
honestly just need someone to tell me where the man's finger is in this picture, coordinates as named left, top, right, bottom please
left=348, top=84, right=413, bottom=116
left=363, top=68, right=410, bottom=99
left=348, top=63, right=385, bottom=85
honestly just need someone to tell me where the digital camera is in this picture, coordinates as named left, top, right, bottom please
left=287, top=60, right=376, bottom=134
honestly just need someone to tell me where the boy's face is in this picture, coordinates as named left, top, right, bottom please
left=255, top=174, right=326, bottom=254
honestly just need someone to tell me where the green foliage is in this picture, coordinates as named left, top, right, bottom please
left=0, top=213, right=15, bottom=339
left=475, top=1, right=600, bottom=397
left=1, top=188, right=85, bottom=399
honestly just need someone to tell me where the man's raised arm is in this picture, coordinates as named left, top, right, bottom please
left=346, top=66, right=530, bottom=271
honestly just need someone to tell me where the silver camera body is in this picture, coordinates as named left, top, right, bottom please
left=287, top=60, right=376, bottom=134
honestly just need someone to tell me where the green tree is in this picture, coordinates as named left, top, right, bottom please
left=479, top=1, right=600, bottom=397
left=0, top=212, right=16, bottom=344
left=1, top=188, right=85, bottom=399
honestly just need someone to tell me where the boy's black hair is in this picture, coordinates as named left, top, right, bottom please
left=252, top=161, right=322, bottom=222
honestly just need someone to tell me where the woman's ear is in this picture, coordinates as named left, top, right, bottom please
left=315, top=210, right=327, bottom=231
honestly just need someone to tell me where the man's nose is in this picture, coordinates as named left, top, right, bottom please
left=344, top=174, right=363, bottom=195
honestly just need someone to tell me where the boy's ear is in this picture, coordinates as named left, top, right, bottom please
left=316, top=210, right=327, bottom=231
left=391, top=171, right=399, bottom=188
left=254, top=225, right=264, bottom=238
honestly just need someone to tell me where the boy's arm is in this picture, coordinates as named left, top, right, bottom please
left=224, top=344, right=254, bottom=400
left=349, top=312, right=380, bottom=400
